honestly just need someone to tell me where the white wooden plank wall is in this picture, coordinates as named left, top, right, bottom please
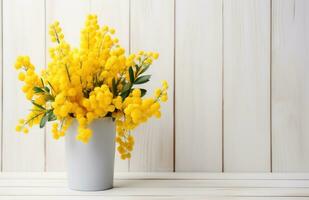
left=175, top=0, right=222, bottom=172
left=272, top=0, right=309, bottom=172
left=0, top=0, right=308, bottom=173
left=0, top=0, right=2, bottom=170
left=223, top=0, right=271, bottom=172
left=2, top=0, right=45, bottom=171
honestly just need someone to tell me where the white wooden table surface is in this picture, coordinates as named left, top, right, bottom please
left=0, top=173, right=308, bottom=200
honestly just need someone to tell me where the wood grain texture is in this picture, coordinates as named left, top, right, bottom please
left=2, top=0, right=45, bottom=171
left=0, top=173, right=308, bottom=198
left=1, top=172, right=309, bottom=179
left=1, top=176, right=309, bottom=188
left=2, top=0, right=309, bottom=173
left=223, top=0, right=271, bottom=172
left=175, top=0, right=222, bottom=172
left=0, top=0, right=2, bottom=171
left=272, top=0, right=309, bottom=172
left=90, top=0, right=130, bottom=172
left=130, top=0, right=174, bottom=171
left=1, top=197, right=308, bottom=200
left=45, top=0, right=90, bottom=171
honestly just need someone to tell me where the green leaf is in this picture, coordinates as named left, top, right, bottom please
left=44, top=86, right=50, bottom=93
left=47, top=111, right=57, bottom=121
left=129, top=67, right=135, bottom=83
left=121, top=82, right=132, bottom=93
left=134, top=75, right=151, bottom=84
left=31, top=101, right=46, bottom=110
left=47, top=81, right=54, bottom=92
left=33, top=86, right=45, bottom=93
left=40, top=78, right=44, bottom=87
left=39, top=112, right=48, bottom=128
left=121, top=89, right=131, bottom=100
left=135, top=64, right=140, bottom=72
left=45, top=95, right=54, bottom=102
left=121, top=83, right=132, bottom=99
left=139, top=64, right=151, bottom=75
left=140, top=88, right=147, bottom=97
left=120, top=82, right=133, bottom=100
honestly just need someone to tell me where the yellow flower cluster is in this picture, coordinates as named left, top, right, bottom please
left=52, top=118, right=72, bottom=139
left=14, top=56, right=42, bottom=100
left=14, top=14, right=168, bottom=159
left=115, top=81, right=168, bottom=159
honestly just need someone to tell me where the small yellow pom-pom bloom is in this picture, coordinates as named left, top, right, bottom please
left=153, top=52, right=159, bottom=59
left=68, top=88, right=77, bottom=96
left=102, top=25, right=109, bottom=32
left=55, top=94, right=65, bottom=104
left=155, top=111, right=161, bottom=118
left=18, top=72, right=25, bottom=81
left=53, top=133, right=60, bottom=140
left=77, top=117, right=87, bottom=126
left=23, top=128, right=29, bottom=134
left=132, top=89, right=141, bottom=97
left=109, top=28, right=115, bottom=34
left=162, top=80, right=168, bottom=90
left=15, top=125, right=22, bottom=132
left=126, top=153, right=131, bottom=159
left=161, top=95, right=168, bottom=102
left=14, top=62, right=22, bottom=69
left=117, top=146, right=125, bottom=154
left=86, top=112, right=95, bottom=122
left=59, top=131, right=65, bottom=136
left=145, top=58, right=153, bottom=65
left=155, top=88, right=161, bottom=98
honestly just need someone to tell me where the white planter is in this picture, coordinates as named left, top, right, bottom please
left=65, top=118, right=115, bottom=191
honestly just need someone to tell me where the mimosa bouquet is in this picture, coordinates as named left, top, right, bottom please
left=14, top=14, right=168, bottom=160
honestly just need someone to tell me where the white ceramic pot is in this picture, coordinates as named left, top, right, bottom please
left=65, top=118, right=115, bottom=191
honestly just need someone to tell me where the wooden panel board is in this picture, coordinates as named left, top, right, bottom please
left=45, top=0, right=89, bottom=171
left=175, top=0, right=223, bottom=171
left=272, top=0, right=309, bottom=172
left=0, top=0, right=2, bottom=171
left=130, top=0, right=174, bottom=171
left=223, top=0, right=271, bottom=172
left=1, top=172, right=309, bottom=180
left=0, top=197, right=308, bottom=200
left=0, top=173, right=308, bottom=198
left=2, top=0, right=45, bottom=171
left=90, top=0, right=130, bottom=172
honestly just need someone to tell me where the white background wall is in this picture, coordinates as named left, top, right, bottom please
left=0, top=0, right=308, bottom=172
